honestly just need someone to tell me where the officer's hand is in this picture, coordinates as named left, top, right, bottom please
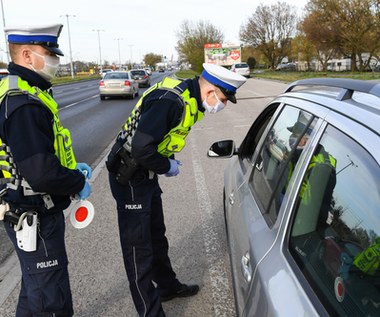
left=165, top=159, right=182, bottom=177
left=78, top=182, right=91, bottom=200
left=76, top=162, right=92, bottom=179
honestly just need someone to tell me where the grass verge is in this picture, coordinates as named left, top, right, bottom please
left=251, top=70, right=380, bottom=83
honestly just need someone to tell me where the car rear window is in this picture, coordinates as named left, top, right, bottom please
left=235, top=63, right=249, bottom=68
left=104, top=72, right=129, bottom=79
left=131, top=70, right=146, bottom=76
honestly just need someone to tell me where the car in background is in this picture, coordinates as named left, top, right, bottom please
left=100, top=68, right=113, bottom=78
left=144, top=67, right=152, bottom=76
left=99, top=71, right=139, bottom=100
left=130, top=69, right=151, bottom=88
left=158, top=68, right=165, bottom=72
left=230, top=62, right=250, bottom=78
left=0, top=68, right=9, bottom=79
left=207, top=78, right=380, bottom=316
left=276, top=62, right=296, bottom=71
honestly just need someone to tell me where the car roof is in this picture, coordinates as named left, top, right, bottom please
left=282, top=78, right=380, bottom=135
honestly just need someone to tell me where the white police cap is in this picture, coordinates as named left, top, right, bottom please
left=201, top=62, right=247, bottom=103
left=5, top=24, right=64, bottom=56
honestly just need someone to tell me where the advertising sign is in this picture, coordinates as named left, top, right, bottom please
left=204, top=43, right=241, bottom=66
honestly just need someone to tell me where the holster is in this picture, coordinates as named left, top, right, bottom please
left=106, top=140, right=140, bottom=185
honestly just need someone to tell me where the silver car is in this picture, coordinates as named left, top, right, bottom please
left=230, top=62, right=250, bottom=78
left=99, top=71, right=139, bottom=100
left=208, top=78, right=380, bottom=316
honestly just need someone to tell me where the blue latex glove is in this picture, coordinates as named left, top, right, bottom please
left=165, top=159, right=182, bottom=177
left=78, top=182, right=91, bottom=200
left=76, top=162, right=92, bottom=179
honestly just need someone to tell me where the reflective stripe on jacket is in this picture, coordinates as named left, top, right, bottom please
left=122, top=76, right=204, bottom=158
left=0, top=75, right=76, bottom=185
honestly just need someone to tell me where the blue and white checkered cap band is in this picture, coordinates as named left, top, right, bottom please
left=201, top=69, right=237, bottom=93
left=8, top=34, right=58, bottom=47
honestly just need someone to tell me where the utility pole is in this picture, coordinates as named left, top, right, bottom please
left=128, top=44, right=134, bottom=66
left=115, top=38, right=123, bottom=70
left=92, top=29, right=104, bottom=74
left=0, top=0, right=9, bottom=63
left=61, top=14, right=75, bottom=79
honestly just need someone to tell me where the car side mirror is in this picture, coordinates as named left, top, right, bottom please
left=207, top=140, right=236, bottom=158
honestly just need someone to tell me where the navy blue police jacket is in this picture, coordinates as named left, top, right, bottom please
left=131, top=78, right=205, bottom=175
left=0, top=62, right=85, bottom=213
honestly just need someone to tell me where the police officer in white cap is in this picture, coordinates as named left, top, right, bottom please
left=107, top=63, right=246, bottom=316
left=0, top=24, right=92, bottom=316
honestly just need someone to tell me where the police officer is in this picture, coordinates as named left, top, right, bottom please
left=0, top=24, right=91, bottom=316
left=107, top=63, right=247, bottom=316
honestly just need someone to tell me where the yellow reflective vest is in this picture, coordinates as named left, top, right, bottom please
left=122, top=77, right=204, bottom=158
left=353, top=239, right=380, bottom=275
left=300, top=151, right=337, bottom=204
left=0, top=75, right=76, bottom=183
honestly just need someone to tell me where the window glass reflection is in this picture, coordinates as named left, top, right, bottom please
left=290, top=125, right=380, bottom=316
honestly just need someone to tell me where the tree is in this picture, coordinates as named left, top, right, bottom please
left=144, top=53, right=162, bottom=69
left=176, top=20, right=224, bottom=73
left=247, top=56, right=257, bottom=69
left=303, top=0, right=380, bottom=71
left=239, top=1, right=298, bottom=69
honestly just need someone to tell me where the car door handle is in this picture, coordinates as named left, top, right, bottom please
left=229, top=192, right=234, bottom=205
left=241, top=251, right=252, bottom=283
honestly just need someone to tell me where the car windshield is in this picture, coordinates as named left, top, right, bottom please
left=131, top=70, right=146, bottom=76
left=104, top=72, right=129, bottom=79
left=236, top=63, right=248, bottom=68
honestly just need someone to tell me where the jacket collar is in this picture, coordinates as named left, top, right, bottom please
left=181, top=77, right=204, bottom=113
left=8, top=62, right=52, bottom=91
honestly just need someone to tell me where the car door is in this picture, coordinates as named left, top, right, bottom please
left=224, top=102, right=280, bottom=314
left=226, top=102, right=323, bottom=316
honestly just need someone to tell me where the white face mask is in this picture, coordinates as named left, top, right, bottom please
left=202, top=91, right=226, bottom=114
left=30, top=50, right=60, bottom=80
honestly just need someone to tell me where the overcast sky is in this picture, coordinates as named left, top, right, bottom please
left=0, top=0, right=307, bottom=65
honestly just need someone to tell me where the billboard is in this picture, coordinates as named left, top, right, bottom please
left=204, top=43, right=241, bottom=66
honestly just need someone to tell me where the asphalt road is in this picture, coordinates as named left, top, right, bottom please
left=0, top=75, right=287, bottom=316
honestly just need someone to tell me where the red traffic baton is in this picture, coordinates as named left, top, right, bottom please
left=69, top=200, right=95, bottom=229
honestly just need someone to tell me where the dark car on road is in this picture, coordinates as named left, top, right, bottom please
left=208, top=78, right=380, bottom=317
left=130, top=69, right=151, bottom=88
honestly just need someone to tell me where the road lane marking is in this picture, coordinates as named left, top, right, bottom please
left=190, top=139, right=235, bottom=317
left=60, top=95, right=98, bottom=110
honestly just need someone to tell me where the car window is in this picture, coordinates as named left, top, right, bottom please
left=238, top=103, right=279, bottom=162
left=236, top=63, right=248, bottom=68
left=250, top=105, right=315, bottom=226
left=105, top=72, right=129, bottom=79
left=131, top=70, right=145, bottom=76
left=289, top=125, right=380, bottom=316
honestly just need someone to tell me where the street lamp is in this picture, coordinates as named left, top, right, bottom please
left=92, top=29, right=104, bottom=74
left=128, top=44, right=134, bottom=66
left=114, top=38, right=123, bottom=69
left=60, top=14, right=75, bottom=79
left=0, top=0, right=9, bottom=63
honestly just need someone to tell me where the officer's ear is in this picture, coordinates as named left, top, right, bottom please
left=20, top=46, right=33, bottom=64
left=202, top=84, right=216, bottom=101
